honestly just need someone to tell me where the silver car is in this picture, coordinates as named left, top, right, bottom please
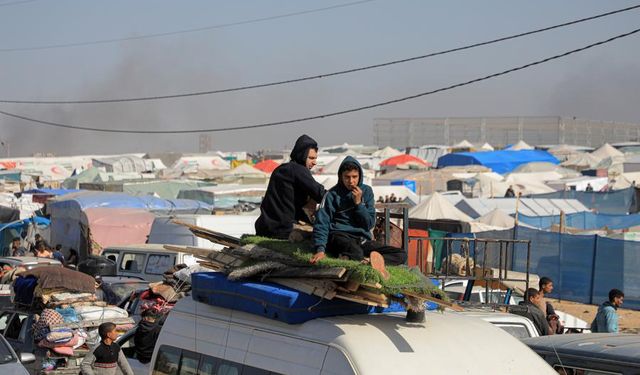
left=0, top=334, right=33, bottom=375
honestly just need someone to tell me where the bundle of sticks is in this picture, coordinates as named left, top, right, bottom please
left=168, top=220, right=462, bottom=312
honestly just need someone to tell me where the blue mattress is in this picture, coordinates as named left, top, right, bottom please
left=191, top=272, right=372, bottom=324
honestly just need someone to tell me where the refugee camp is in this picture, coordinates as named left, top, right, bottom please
left=1, top=1, right=639, bottom=374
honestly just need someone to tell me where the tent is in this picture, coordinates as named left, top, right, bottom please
left=469, top=208, right=516, bottom=232
left=172, top=155, right=231, bottom=171
left=62, top=167, right=104, bottom=189
left=92, top=155, right=149, bottom=173
left=477, top=143, right=494, bottom=151
left=84, top=208, right=155, bottom=254
left=561, top=153, right=601, bottom=170
left=451, top=140, right=474, bottom=149
left=0, top=216, right=50, bottom=256
left=409, top=192, right=472, bottom=221
left=380, top=154, right=430, bottom=168
left=506, top=140, right=534, bottom=151
left=437, top=150, right=559, bottom=174
left=254, top=160, right=280, bottom=174
left=591, top=143, right=624, bottom=161
left=48, top=191, right=211, bottom=256
left=372, top=146, right=403, bottom=158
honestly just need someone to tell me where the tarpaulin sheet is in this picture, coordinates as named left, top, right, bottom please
left=437, top=150, right=559, bottom=174
left=530, top=187, right=637, bottom=214
left=519, top=211, right=640, bottom=230
left=475, top=226, right=639, bottom=309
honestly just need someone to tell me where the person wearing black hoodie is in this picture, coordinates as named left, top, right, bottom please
left=255, top=134, right=326, bottom=239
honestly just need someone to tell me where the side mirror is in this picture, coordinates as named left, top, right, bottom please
left=20, top=353, right=36, bottom=364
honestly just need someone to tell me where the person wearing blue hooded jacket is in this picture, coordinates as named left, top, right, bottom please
left=591, top=288, right=624, bottom=333
left=310, top=156, right=407, bottom=268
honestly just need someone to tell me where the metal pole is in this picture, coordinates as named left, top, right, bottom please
left=402, top=207, right=409, bottom=253
left=384, top=207, right=391, bottom=246
left=526, top=241, right=531, bottom=291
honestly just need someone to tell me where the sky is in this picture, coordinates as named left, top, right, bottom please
left=0, top=0, right=639, bottom=157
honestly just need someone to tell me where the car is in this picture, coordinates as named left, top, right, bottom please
left=145, top=296, right=556, bottom=374
left=101, top=244, right=199, bottom=282
left=0, top=257, right=62, bottom=274
left=115, top=327, right=150, bottom=375
left=523, top=333, right=640, bottom=374
left=457, top=309, right=540, bottom=339
left=0, top=334, right=33, bottom=375
left=98, top=275, right=150, bottom=306
left=0, top=308, right=40, bottom=374
left=443, top=283, right=523, bottom=305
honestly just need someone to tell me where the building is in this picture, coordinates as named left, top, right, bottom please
left=373, top=116, right=640, bottom=148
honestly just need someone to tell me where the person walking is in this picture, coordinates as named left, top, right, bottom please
left=80, top=322, right=134, bottom=375
left=591, top=289, right=624, bottom=333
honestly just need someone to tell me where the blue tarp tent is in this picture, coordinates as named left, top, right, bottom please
left=0, top=216, right=50, bottom=256
left=23, top=188, right=81, bottom=196
left=437, top=150, right=559, bottom=174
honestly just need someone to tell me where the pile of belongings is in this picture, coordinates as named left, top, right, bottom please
left=167, top=222, right=461, bottom=314
left=133, top=263, right=206, bottom=315
left=13, top=266, right=134, bottom=372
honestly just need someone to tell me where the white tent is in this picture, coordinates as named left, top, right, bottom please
left=228, top=163, right=267, bottom=177
left=409, top=192, right=472, bottom=221
left=507, top=140, right=534, bottom=151
left=561, top=153, right=601, bottom=170
left=372, top=146, right=403, bottom=159
left=173, top=156, right=230, bottom=171
left=469, top=208, right=515, bottom=232
left=451, top=140, right=474, bottom=149
left=591, top=143, right=624, bottom=161
left=478, top=143, right=494, bottom=151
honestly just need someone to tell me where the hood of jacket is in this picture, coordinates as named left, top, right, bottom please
left=336, top=155, right=364, bottom=189
left=289, top=134, right=318, bottom=165
left=600, top=301, right=618, bottom=311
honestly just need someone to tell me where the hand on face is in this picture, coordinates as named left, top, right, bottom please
left=352, top=186, right=362, bottom=205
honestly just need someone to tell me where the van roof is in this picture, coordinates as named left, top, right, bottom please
left=102, top=244, right=172, bottom=252
left=523, top=333, right=640, bottom=366
left=165, top=298, right=554, bottom=374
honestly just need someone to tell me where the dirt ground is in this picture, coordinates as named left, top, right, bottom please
left=551, top=299, right=640, bottom=334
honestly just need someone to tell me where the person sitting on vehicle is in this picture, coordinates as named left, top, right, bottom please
left=52, top=244, right=65, bottom=264
left=520, top=288, right=554, bottom=336
left=134, top=309, right=164, bottom=364
left=81, top=322, right=134, bottom=375
left=310, top=156, right=407, bottom=276
left=255, top=134, right=326, bottom=240
left=66, top=248, right=79, bottom=267
left=35, top=242, right=52, bottom=258
left=10, top=237, right=27, bottom=257
left=504, top=185, right=516, bottom=198
left=591, top=288, right=624, bottom=333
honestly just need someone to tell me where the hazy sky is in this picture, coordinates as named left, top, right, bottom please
left=0, top=0, right=639, bottom=156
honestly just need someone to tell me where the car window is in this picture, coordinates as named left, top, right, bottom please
left=179, top=350, right=200, bottom=375
left=153, top=345, right=180, bottom=375
left=4, top=313, right=27, bottom=340
left=103, top=251, right=119, bottom=264
left=120, top=253, right=145, bottom=273
left=146, top=254, right=173, bottom=275
left=0, top=312, right=12, bottom=334
left=0, top=336, right=17, bottom=364
left=493, top=323, right=532, bottom=339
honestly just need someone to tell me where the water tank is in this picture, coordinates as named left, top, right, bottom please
left=78, top=255, right=116, bottom=277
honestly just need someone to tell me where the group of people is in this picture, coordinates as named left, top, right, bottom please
left=9, top=235, right=78, bottom=266
left=518, top=276, right=625, bottom=335
left=255, top=134, right=407, bottom=274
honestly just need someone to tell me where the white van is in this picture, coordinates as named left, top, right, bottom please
left=147, top=214, right=258, bottom=250
left=148, top=297, right=556, bottom=375
left=101, top=244, right=198, bottom=282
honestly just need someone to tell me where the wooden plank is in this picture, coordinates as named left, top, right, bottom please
left=50, top=317, right=135, bottom=330
left=342, top=279, right=360, bottom=292
left=334, top=292, right=384, bottom=307
left=268, top=266, right=346, bottom=279
left=401, top=290, right=464, bottom=312
left=361, top=282, right=382, bottom=290
left=171, top=219, right=242, bottom=248
left=353, top=289, right=388, bottom=304
left=267, top=278, right=337, bottom=299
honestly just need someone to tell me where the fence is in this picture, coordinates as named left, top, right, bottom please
left=529, top=187, right=638, bottom=215
left=518, top=211, right=640, bottom=230
left=472, top=226, right=640, bottom=309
